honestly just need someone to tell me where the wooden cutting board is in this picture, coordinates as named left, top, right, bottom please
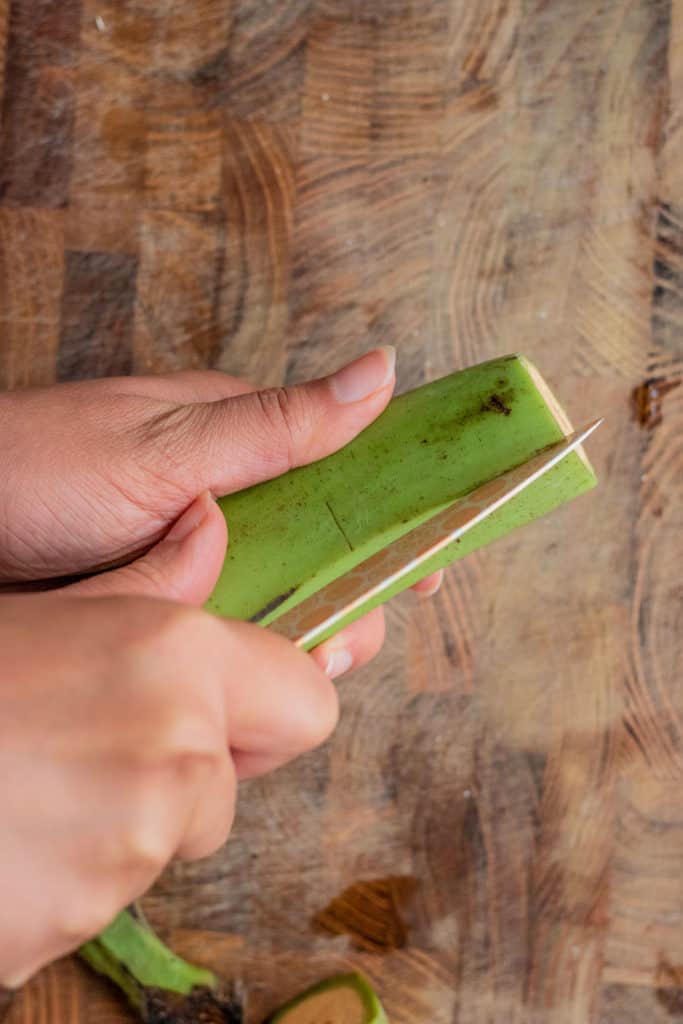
left=5, top=933, right=456, bottom=1024
left=1, top=0, right=683, bottom=1021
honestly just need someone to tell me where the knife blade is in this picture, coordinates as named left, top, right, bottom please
left=269, top=418, right=603, bottom=649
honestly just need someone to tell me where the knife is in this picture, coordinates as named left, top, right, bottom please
left=269, top=418, right=603, bottom=649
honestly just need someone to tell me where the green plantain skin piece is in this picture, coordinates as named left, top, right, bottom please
left=265, top=972, right=388, bottom=1024
left=206, top=354, right=597, bottom=648
left=79, top=909, right=242, bottom=1024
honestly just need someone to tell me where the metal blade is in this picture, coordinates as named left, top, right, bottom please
left=270, top=419, right=603, bottom=649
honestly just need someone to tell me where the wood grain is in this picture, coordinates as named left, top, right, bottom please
left=0, top=208, right=64, bottom=388
left=132, top=211, right=223, bottom=373
left=144, top=84, right=223, bottom=214
left=58, top=251, right=137, bottom=380
left=1, top=0, right=683, bottom=1022
left=226, top=1, right=309, bottom=123
left=0, top=2, right=9, bottom=114
left=605, top=777, right=683, bottom=985
left=215, top=118, right=296, bottom=382
left=0, top=0, right=80, bottom=208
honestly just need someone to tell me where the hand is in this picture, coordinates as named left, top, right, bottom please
left=0, top=586, right=341, bottom=987
left=0, top=348, right=441, bottom=675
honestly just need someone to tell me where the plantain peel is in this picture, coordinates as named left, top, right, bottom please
left=265, top=973, right=388, bottom=1024
left=79, top=908, right=242, bottom=1024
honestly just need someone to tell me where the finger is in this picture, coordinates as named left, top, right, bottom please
left=216, top=619, right=340, bottom=761
left=160, top=347, right=396, bottom=496
left=174, top=753, right=238, bottom=862
left=233, top=608, right=387, bottom=781
left=63, top=491, right=227, bottom=606
left=111, top=369, right=257, bottom=404
left=311, top=606, right=386, bottom=680
left=411, top=569, right=443, bottom=596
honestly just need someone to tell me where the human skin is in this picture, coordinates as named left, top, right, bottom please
left=0, top=348, right=441, bottom=667
left=0, top=349, right=441, bottom=986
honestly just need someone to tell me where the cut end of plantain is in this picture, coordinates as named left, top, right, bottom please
left=519, top=355, right=593, bottom=471
left=266, top=973, right=387, bottom=1024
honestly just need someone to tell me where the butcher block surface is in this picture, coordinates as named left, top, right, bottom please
left=2, top=1, right=683, bottom=1021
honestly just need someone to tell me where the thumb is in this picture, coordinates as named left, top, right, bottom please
left=64, top=491, right=227, bottom=605
left=175, top=346, right=397, bottom=496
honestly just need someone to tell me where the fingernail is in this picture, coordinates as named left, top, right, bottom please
left=419, top=572, right=443, bottom=598
left=324, top=646, right=353, bottom=679
left=165, top=491, right=214, bottom=543
left=328, top=346, right=396, bottom=404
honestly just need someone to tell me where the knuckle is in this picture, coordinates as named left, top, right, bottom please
left=131, top=401, right=198, bottom=465
left=120, top=819, right=171, bottom=875
left=112, top=608, right=223, bottom=761
left=149, top=704, right=222, bottom=768
left=170, top=743, right=223, bottom=779
left=255, top=387, right=312, bottom=460
left=100, top=785, right=175, bottom=876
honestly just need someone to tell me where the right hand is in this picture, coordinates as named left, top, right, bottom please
left=0, top=581, right=339, bottom=987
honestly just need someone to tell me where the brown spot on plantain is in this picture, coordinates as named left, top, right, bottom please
left=248, top=585, right=298, bottom=623
left=481, top=392, right=512, bottom=416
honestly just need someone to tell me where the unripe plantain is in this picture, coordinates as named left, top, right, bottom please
left=207, top=354, right=597, bottom=647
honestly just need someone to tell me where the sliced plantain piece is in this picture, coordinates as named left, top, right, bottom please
left=265, top=972, right=388, bottom=1024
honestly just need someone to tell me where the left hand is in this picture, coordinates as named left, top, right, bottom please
left=0, top=348, right=441, bottom=678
